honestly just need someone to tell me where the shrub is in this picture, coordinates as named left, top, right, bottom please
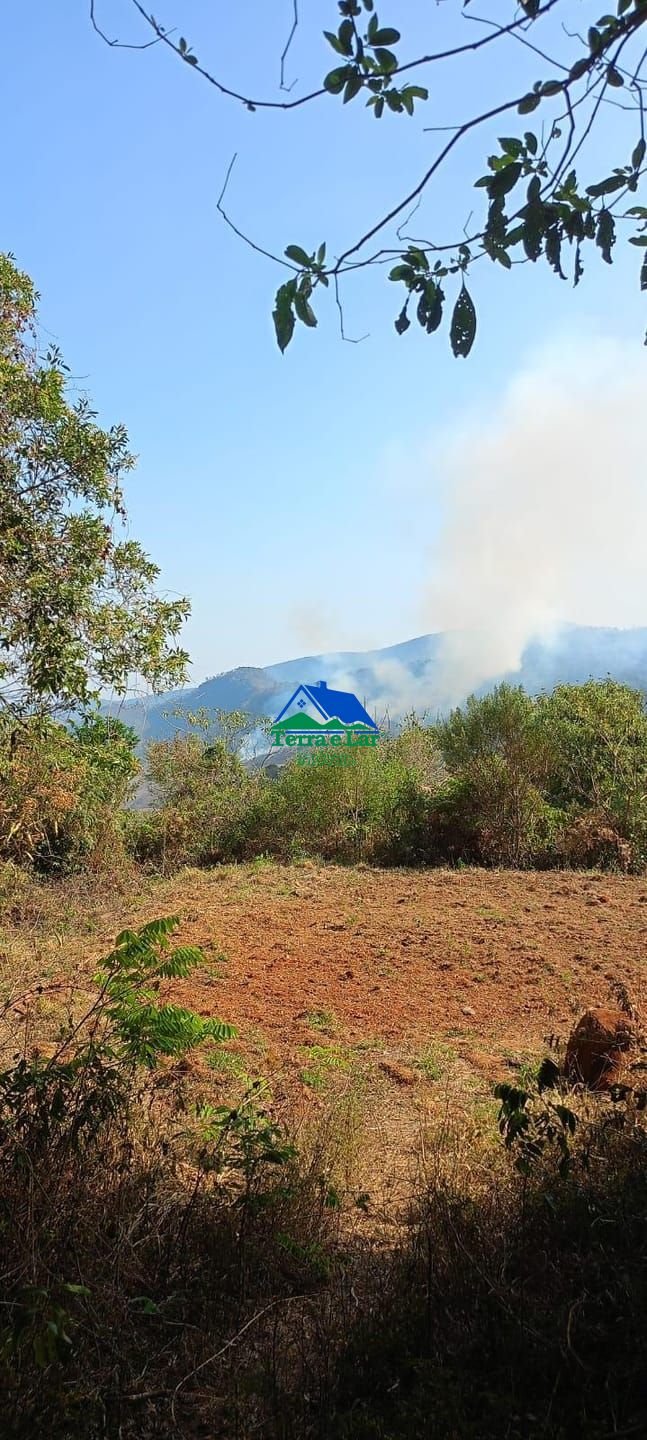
left=0, top=917, right=340, bottom=1438
left=434, top=685, right=555, bottom=866
left=0, top=714, right=139, bottom=872
left=125, top=685, right=647, bottom=875
left=540, top=680, right=647, bottom=870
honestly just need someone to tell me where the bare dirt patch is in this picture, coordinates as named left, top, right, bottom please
left=15, top=861, right=638, bottom=1090
left=3, top=862, right=646, bottom=1094
left=155, top=863, right=647, bottom=1078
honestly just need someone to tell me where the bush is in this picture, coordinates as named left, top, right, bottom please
left=0, top=714, right=138, bottom=872
left=0, top=918, right=341, bottom=1438
left=434, top=685, right=555, bottom=866
left=133, top=728, right=440, bottom=871
left=540, top=680, right=647, bottom=870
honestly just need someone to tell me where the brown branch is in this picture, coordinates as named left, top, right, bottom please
left=123, top=0, right=563, bottom=114
left=89, top=0, right=159, bottom=50
left=216, top=156, right=298, bottom=271
left=333, top=274, right=369, bottom=344
left=334, top=90, right=533, bottom=268
left=280, top=0, right=299, bottom=92
left=335, top=7, right=647, bottom=269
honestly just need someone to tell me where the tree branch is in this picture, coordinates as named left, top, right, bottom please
left=89, top=0, right=160, bottom=50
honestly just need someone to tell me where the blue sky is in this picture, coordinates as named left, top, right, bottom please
left=4, top=1, right=645, bottom=681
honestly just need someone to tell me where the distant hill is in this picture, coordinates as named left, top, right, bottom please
left=108, top=624, right=647, bottom=755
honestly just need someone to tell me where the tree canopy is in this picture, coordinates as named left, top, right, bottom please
left=0, top=253, right=189, bottom=720
left=90, top=0, right=647, bottom=354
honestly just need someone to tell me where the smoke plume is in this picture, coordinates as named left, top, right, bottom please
left=426, top=336, right=647, bottom=704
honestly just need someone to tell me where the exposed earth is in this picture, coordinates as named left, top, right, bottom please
left=16, top=862, right=644, bottom=1089
left=4, top=860, right=647, bottom=1229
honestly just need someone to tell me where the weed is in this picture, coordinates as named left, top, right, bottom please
left=304, top=1008, right=337, bottom=1034
left=415, top=1041, right=456, bottom=1082
left=299, top=1044, right=350, bottom=1091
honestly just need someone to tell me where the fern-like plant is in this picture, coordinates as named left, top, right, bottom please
left=95, top=916, right=236, bottom=1068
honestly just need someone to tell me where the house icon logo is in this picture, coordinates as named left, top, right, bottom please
left=270, top=680, right=379, bottom=754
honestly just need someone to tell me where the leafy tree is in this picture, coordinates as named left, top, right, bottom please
left=540, top=679, right=647, bottom=861
left=91, top=1, right=647, bottom=354
left=0, top=253, right=189, bottom=720
left=436, top=684, right=555, bottom=864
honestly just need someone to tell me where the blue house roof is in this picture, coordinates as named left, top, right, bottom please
left=304, top=682, right=377, bottom=728
left=273, top=681, right=378, bottom=730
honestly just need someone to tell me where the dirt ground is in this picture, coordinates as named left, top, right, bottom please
left=51, top=860, right=645, bottom=1086
left=4, top=861, right=647, bottom=1085
left=3, top=860, right=646, bottom=1220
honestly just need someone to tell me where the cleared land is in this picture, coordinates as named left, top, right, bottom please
left=6, top=862, right=646, bottom=1091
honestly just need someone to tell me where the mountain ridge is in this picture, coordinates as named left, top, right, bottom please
left=106, top=624, right=647, bottom=748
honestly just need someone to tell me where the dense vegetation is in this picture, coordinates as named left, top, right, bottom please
left=7, top=677, right=644, bottom=880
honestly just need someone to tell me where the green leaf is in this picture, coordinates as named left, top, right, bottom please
left=324, top=29, right=351, bottom=55
left=338, top=18, right=354, bottom=53
left=324, top=66, right=351, bottom=94
left=499, top=136, right=523, bottom=158
left=586, top=174, right=626, bottom=198
left=272, top=283, right=295, bottom=353
left=450, top=283, right=477, bottom=358
left=545, top=225, right=565, bottom=279
left=417, top=278, right=444, bottom=333
left=596, top=208, right=616, bottom=264
left=285, top=244, right=311, bottom=267
left=540, top=79, right=563, bottom=97
left=374, top=47, right=398, bottom=72
left=388, top=263, right=415, bottom=282
left=569, top=57, right=590, bottom=81
left=371, top=27, right=400, bottom=44
left=641, top=254, right=647, bottom=291
left=343, top=70, right=363, bottom=102
left=518, top=92, right=541, bottom=114
left=632, top=139, right=646, bottom=170
left=157, top=945, right=205, bottom=978
left=316, top=242, right=326, bottom=265
left=606, top=65, right=624, bottom=87
left=294, top=290, right=318, bottom=327
left=394, top=304, right=410, bottom=334
left=489, top=161, right=522, bottom=198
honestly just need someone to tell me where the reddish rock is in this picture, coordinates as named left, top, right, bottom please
left=565, top=1007, right=636, bottom=1090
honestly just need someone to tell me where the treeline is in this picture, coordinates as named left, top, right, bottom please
left=3, top=679, right=647, bottom=876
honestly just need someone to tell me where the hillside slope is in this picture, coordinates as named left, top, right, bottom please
left=109, top=624, right=647, bottom=746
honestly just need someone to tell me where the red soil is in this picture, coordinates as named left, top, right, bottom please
left=148, top=863, right=647, bottom=1077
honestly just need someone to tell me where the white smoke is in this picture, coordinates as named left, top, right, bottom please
left=426, top=335, right=647, bottom=704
